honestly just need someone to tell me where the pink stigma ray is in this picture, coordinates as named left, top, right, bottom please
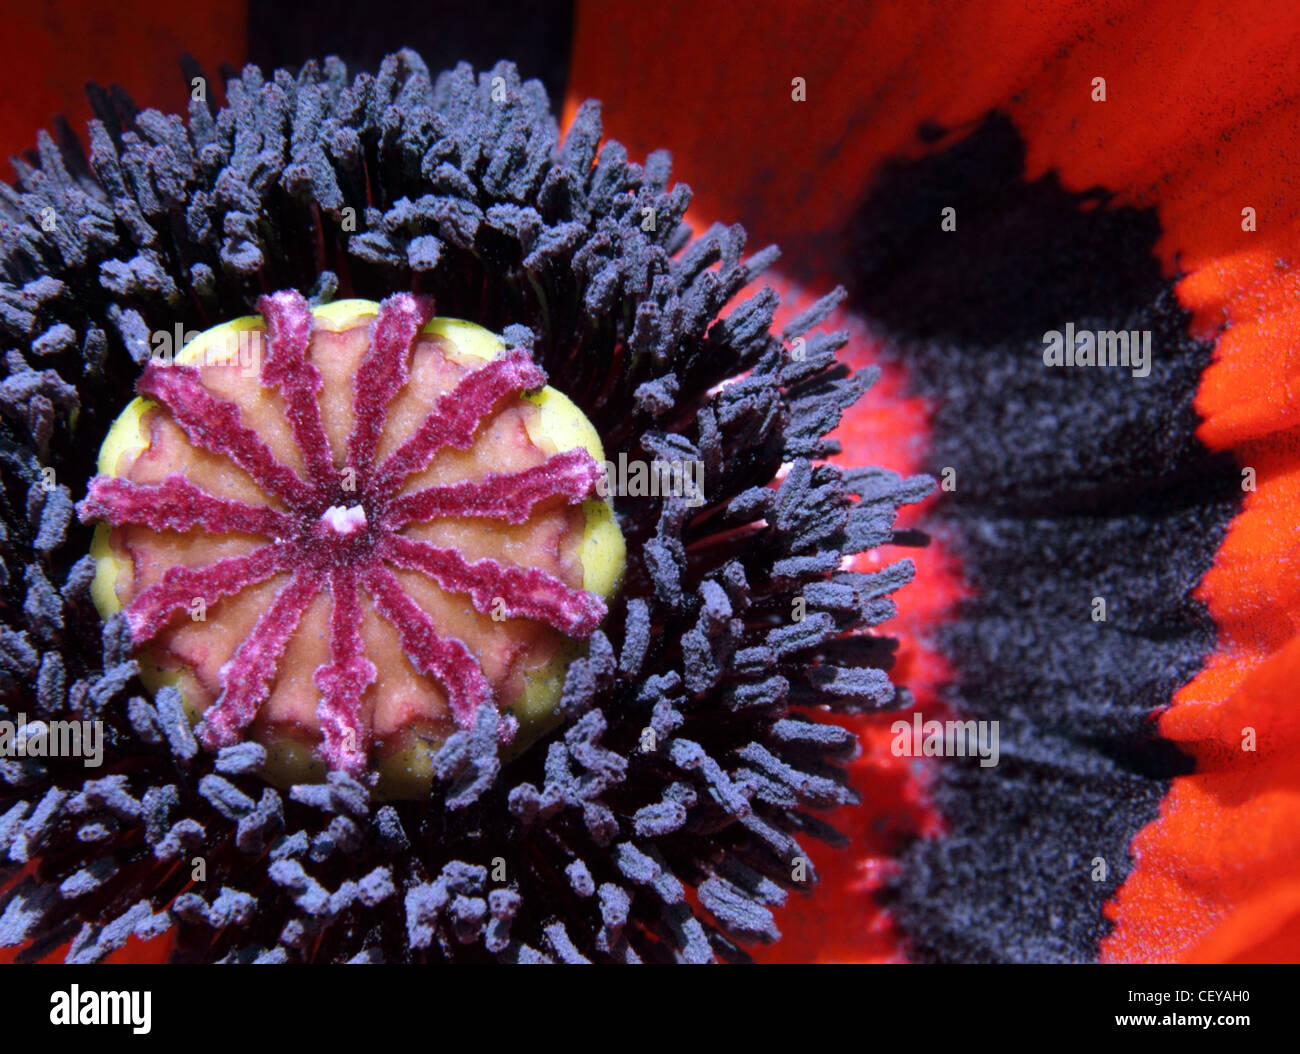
left=379, top=534, right=606, bottom=638
left=314, top=567, right=377, bottom=775
left=126, top=541, right=297, bottom=643
left=258, top=291, right=338, bottom=496
left=380, top=449, right=603, bottom=529
left=197, top=566, right=323, bottom=750
left=368, top=349, right=546, bottom=499
left=82, top=474, right=299, bottom=538
left=136, top=361, right=317, bottom=508
left=347, top=293, right=434, bottom=478
left=360, top=564, right=492, bottom=732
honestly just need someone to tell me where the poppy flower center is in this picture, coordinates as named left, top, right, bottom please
left=78, top=291, right=624, bottom=797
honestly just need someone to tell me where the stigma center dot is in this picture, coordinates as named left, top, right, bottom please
left=321, top=504, right=368, bottom=535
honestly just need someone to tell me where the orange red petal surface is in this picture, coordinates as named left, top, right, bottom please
left=0, top=0, right=246, bottom=177
left=569, top=0, right=1300, bottom=962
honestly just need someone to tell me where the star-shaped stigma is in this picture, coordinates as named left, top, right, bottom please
left=78, top=291, right=610, bottom=780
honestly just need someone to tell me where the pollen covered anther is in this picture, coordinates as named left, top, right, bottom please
left=78, top=291, right=624, bottom=796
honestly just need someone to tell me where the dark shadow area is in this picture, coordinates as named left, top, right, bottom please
left=248, top=0, right=575, bottom=105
